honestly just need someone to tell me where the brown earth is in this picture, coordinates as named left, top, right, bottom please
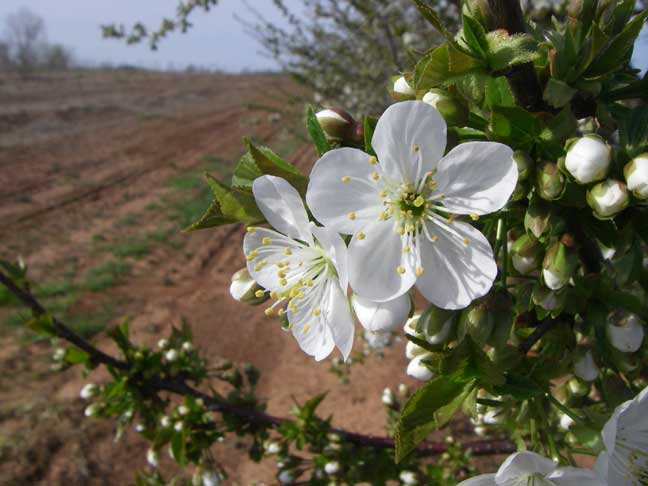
left=0, top=70, right=498, bottom=486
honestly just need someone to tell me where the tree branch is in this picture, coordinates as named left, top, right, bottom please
left=518, top=318, right=559, bottom=355
left=0, top=269, right=515, bottom=457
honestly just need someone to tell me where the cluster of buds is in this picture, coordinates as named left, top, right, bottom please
left=157, top=336, right=194, bottom=363
left=404, top=309, right=456, bottom=381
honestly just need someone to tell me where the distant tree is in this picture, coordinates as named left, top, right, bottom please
left=3, top=7, right=47, bottom=73
left=44, top=43, right=74, bottom=70
left=0, top=41, right=10, bottom=69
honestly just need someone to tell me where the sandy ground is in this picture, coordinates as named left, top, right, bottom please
left=0, top=70, right=495, bottom=485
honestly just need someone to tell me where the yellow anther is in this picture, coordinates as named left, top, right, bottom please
left=406, top=224, right=415, bottom=232
left=280, top=278, right=288, bottom=286
left=246, top=227, right=257, bottom=233
left=406, top=210, right=413, bottom=216
left=470, top=213, right=479, bottom=221
left=379, top=189, right=388, bottom=198
left=379, top=212, right=387, bottom=221
left=255, top=290, right=265, bottom=298
left=397, top=266, right=406, bottom=275
left=278, top=308, right=285, bottom=316
left=402, top=247, right=411, bottom=253
left=262, top=237, right=271, bottom=245
left=264, top=308, right=274, bottom=316
left=297, top=291, right=305, bottom=299
left=431, top=236, right=438, bottom=242
left=303, top=325, right=310, bottom=334
left=425, top=171, right=433, bottom=178
left=289, top=288, right=298, bottom=298
left=397, top=227, right=405, bottom=235
left=404, top=182, right=413, bottom=189
left=371, top=171, right=380, bottom=181
left=313, top=308, right=321, bottom=317
left=270, top=291, right=279, bottom=299
left=306, top=279, right=314, bottom=286
left=341, top=176, right=351, bottom=183
left=284, top=247, right=292, bottom=255
left=413, top=145, right=420, bottom=152
left=369, top=156, right=377, bottom=165
left=348, top=212, right=356, bottom=220
left=447, top=216, right=454, bottom=223
left=287, top=322, right=293, bottom=329
left=463, top=238, right=470, bottom=245
left=278, top=271, right=287, bottom=279
left=416, top=267, right=425, bottom=276
left=414, top=195, right=425, bottom=207
left=246, top=253, right=256, bottom=261
left=357, top=232, right=366, bottom=240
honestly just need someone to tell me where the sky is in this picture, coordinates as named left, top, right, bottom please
left=0, top=0, right=304, bottom=71
left=0, top=1, right=646, bottom=72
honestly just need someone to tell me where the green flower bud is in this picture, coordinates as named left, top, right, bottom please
left=586, top=179, right=629, bottom=219
left=536, top=161, right=565, bottom=200
left=457, top=303, right=494, bottom=345
left=564, top=135, right=611, bottom=184
left=542, top=236, right=579, bottom=290
left=392, top=76, right=416, bottom=101
left=315, top=108, right=355, bottom=143
left=567, top=377, right=590, bottom=397
left=624, top=153, right=648, bottom=199
left=417, top=305, right=457, bottom=344
left=513, top=151, right=534, bottom=181
left=80, top=383, right=100, bottom=400
left=421, top=89, right=468, bottom=126
left=511, top=234, right=543, bottom=275
left=229, top=268, right=268, bottom=305
left=573, top=348, right=599, bottom=382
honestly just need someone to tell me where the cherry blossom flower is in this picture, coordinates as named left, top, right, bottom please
left=307, top=101, right=517, bottom=309
left=243, top=175, right=354, bottom=361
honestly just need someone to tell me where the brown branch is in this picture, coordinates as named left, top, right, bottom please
left=0, top=269, right=515, bottom=457
left=518, top=318, right=558, bottom=355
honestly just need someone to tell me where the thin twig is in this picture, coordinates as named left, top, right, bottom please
left=518, top=318, right=558, bottom=355
left=0, top=269, right=516, bottom=456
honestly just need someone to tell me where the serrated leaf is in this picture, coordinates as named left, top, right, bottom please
left=543, top=78, right=578, bottom=109
left=412, top=0, right=468, bottom=53
left=206, top=174, right=264, bottom=224
left=462, top=14, right=489, bottom=59
left=183, top=197, right=237, bottom=232
left=414, top=44, right=451, bottom=90
left=490, top=106, right=538, bottom=149
left=245, top=139, right=308, bottom=195
left=586, top=9, right=648, bottom=78
left=485, top=76, right=516, bottom=108
left=486, top=31, right=539, bottom=71
left=607, top=77, right=648, bottom=101
left=394, top=374, right=475, bottom=462
left=231, top=152, right=262, bottom=189
left=306, top=105, right=331, bottom=157
left=452, top=70, right=490, bottom=105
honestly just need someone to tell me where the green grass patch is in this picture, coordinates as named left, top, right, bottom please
left=111, top=239, right=151, bottom=259
left=145, top=228, right=174, bottom=243
left=66, top=304, right=117, bottom=339
left=117, top=213, right=140, bottom=227
left=36, top=280, right=74, bottom=298
left=83, top=260, right=131, bottom=291
left=0, top=286, right=18, bottom=307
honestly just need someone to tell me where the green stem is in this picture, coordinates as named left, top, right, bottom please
left=546, top=393, right=590, bottom=427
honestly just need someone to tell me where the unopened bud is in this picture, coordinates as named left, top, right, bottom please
left=230, top=268, right=268, bottom=305
left=399, top=470, right=418, bottom=486
left=80, top=383, right=99, bottom=400
left=264, top=441, right=281, bottom=455
left=542, top=238, right=579, bottom=290
left=567, top=377, right=590, bottom=397
left=559, top=413, right=575, bottom=431
left=573, top=349, right=599, bottom=381
left=607, top=312, right=645, bottom=353
left=392, top=76, right=416, bottom=101
left=419, top=305, right=456, bottom=344
left=53, top=348, right=65, bottom=361
left=398, top=383, right=409, bottom=397
left=511, top=234, right=543, bottom=275
left=147, top=448, right=159, bottom=468
left=178, top=405, right=190, bottom=416
left=160, top=415, right=172, bottom=428
left=513, top=151, right=534, bottom=181
left=324, top=461, right=340, bottom=475
left=564, top=135, right=611, bottom=184
left=278, top=470, right=296, bottom=485
left=422, top=89, right=467, bottom=126
left=201, top=471, right=221, bottom=486
left=457, top=304, right=494, bottom=345
left=315, top=108, right=355, bottom=142
left=181, top=341, right=193, bottom=352
left=624, top=154, right=648, bottom=199
left=84, top=404, right=101, bottom=417
left=536, top=161, right=565, bottom=200
left=157, top=338, right=169, bottom=349
left=382, top=387, right=396, bottom=406
left=165, top=349, right=179, bottom=362
left=406, top=354, right=433, bottom=381
left=405, top=340, right=426, bottom=359
left=404, top=313, right=422, bottom=338
left=586, top=179, right=629, bottom=219
left=174, top=421, right=184, bottom=432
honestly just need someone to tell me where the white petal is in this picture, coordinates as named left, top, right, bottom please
left=416, top=221, right=497, bottom=309
left=407, top=354, right=433, bottom=381
left=574, top=350, right=599, bottom=382
left=457, top=474, right=496, bottom=486
left=252, top=175, right=313, bottom=244
left=607, top=317, right=644, bottom=353
left=495, top=452, right=557, bottom=482
left=594, top=452, right=609, bottom=481
left=547, top=467, right=606, bottom=486
left=310, top=223, right=349, bottom=291
left=348, top=219, right=416, bottom=302
left=326, top=281, right=355, bottom=360
left=371, top=101, right=447, bottom=182
left=243, top=228, right=314, bottom=291
left=435, top=142, right=517, bottom=215
left=351, top=293, right=411, bottom=332
left=307, top=147, right=383, bottom=234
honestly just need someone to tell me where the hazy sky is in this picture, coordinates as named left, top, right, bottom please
left=0, top=1, right=646, bottom=72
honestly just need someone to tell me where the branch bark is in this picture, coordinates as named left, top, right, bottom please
left=0, top=269, right=516, bottom=457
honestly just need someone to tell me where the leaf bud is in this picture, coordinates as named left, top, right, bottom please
left=392, top=76, right=416, bottom=101
left=511, top=234, right=543, bottom=275
left=422, top=89, right=468, bottom=126
left=229, top=268, right=268, bottom=305
left=564, top=135, right=611, bottom=184
left=624, top=153, right=648, bottom=199
left=536, top=161, right=565, bottom=200
left=542, top=237, right=579, bottom=290
left=586, top=179, right=629, bottom=219
left=315, top=108, right=355, bottom=143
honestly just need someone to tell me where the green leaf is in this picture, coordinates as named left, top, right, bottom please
left=440, top=337, right=505, bottom=386
left=171, top=431, right=187, bottom=466
left=495, top=373, right=545, bottom=400
left=486, top=31, right=539, bottom=71
left=607, top=77, right=648, bottom=101
left=245, top=139, right=308, bottom=195
left=206, top=174, right=264, bottom=224
left=363, top=115, right=378, bottom=156
left=490, top=106, right=539, bottom=149
left=543, top=78, right=578, bottom=109
left=25, top=313, right=57, bottom=337
left=306, top=105, right=331, bottom=157
left=64, top=347, right=90, bottom=365
left=485, top=76, right=516, bottom=108
left=405, top=333, right=446, bottom=354
left=414, top=44, right=451, bottom=90
left=231, top=152, right=262, bottom=190
left=462, top=14, right=489, bottom=59
left=538, top=107, right=577, bottom=159
left=412, top=0, right=466, bottom=51
left=183, top=197, right=237, bottom=232
left=394, top=374, right=475, bottom=462
left=586, top=9, right=648, bottom=78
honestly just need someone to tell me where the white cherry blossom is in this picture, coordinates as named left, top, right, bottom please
left=307, top=101, right=517, bottom=309
left=243, top=175, right=354, bottom=361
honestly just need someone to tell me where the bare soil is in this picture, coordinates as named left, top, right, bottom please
left=0, top=70, right=498, bottom=486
